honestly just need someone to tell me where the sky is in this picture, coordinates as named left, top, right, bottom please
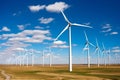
left=0, top=0, right=120, bottom=64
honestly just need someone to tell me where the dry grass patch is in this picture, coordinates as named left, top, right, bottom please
left=0, top=64, right=120, bottom=80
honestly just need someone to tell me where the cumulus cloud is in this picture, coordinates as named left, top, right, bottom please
left=17, top=25, right=24, bottom=30
left=0, top=30, right=52, bottom=43
left=34, top=26, right=44, bottom=29
left=112, top=46, right=120, bottom=49
left=101, top=24, right=112, bottom=33
left=101, top=28, right=112, bottom=33
left=17, top=23, right=31, bottom=30
left=101, top=24, right=118, bottom=36
left=102, top=24, right=111, bottom=29
left=28, top=2, right=69, bottom=13
left=112, top=49, right=120, bottom=53
left=51, top=40, right=69, bottom=48
left=1, top=26, right=10, bottom=32
left=38, top=17, right=54, bottom=24
left=53, top=40, right=66, bottom=45
left=112, top=46, right=120, bottom=53
left=28, top=5, right=46, bottom=12
left=1, top=41, right=30, bottom=47
left=46, top=2, right=69, bottom=12
left=110, top=32, right=118, bottom=35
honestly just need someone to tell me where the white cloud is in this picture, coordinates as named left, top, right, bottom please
left=101, top=24, right=112, bottom=33
left=0, top=30, right=52, bottom=43
left=51, top=40, right=69, bottom=49
left=59, top=45, right=69, bottom=48
left=46, top=2, right=69, bottom=12
left=112, top=49, right=120, bottom=53
left=1, top=41, right=30, bottom=47
left=102, top=24, right=111, bottom=29
left=112, top=46, right=120, bottom=49
left=34, top=26, right=44, bottom=29
left=53, top=40, right=66, bottom=45
left=110, top=32, right=118, bottom=35
left=17, top=24, right=30, bottom=30
left=101, top=24, right=118, bottom=36
left=38, top=17, right=54, bottom=24
left=28, top=5, right=46, bottom=12
left=101, top=28, right=112, bottom=33
left=112, top=46, right=120, bottom=53
left=13, top=11, right=21, bottom=16
left=1, top=26, right=10, bottom=32
left=13, top=47, right=25, bottom=51
left=17, top=25, right=24, bottom=30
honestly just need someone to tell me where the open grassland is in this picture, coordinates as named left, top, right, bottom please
left=0, top=64, right=120, bottom=80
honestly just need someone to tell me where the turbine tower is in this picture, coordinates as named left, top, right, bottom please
left=42, top=50, right=45, bottom=67
left=55, top=11, right=92, bottom=72
left=102, top=43, right=106, bottom=66
left=94, top=38, right=101, bottom=67
left=83, top=31, right=95, bottom=68
left=30, top=49, right=34, bottom=66
left=107, top=49, right=110, bottom=65
left=49, top=47, right=52, bottom=67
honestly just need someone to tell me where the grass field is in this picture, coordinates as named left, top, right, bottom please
left=0, top=64, right=120, bottom=80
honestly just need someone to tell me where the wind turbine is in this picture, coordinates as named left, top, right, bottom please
left=102, top=43, right=106, bottom=66
left=107, top=49, right=110, bottom=65
left=94, top=38, right=101, bottom=67
left=42, top=50, right=45, bottom=67
left=24, top=48, right=29, bottom=67
left=19, top=50, right=22, bottom=66
left=29, top=49, right=34, bottom=66
left=54, top=10, right=92, bottom=72
left=83, top=31, right=95, bottom=68
left=49, top=47, right=53, bottom=67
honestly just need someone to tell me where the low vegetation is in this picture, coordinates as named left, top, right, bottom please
left=0, top=64, right=120, bottom=80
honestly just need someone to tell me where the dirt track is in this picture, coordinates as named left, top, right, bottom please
left=37, top=72, right=105, bottom=80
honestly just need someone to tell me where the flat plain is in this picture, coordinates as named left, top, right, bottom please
left=0, top=64, right=120, bottom=80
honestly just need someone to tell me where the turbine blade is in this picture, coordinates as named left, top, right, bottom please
left=72, top=23, right=92, bottom=28
left=89, top=42, right=95, bottom=47
left=96, top=38, right=99, bottom=47
left=93, top=49, right=97, bottom=54
left=84, top=31, right=89, bottom=42
left=83, top=44, right=88, bottom=51
left=61, top=10, right=70, bottom=23
left=102, top=43, right=105, bottom=50
left=55, top=24, right=69, bottom=41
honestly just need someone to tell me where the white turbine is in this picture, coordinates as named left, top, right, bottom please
left=29, top=49, right=34, bottom=66
left=24, top=49, right=29, bottom=67
left=55, top=11, right=92, bottom=72
left=83, top=31, right=95, bottom=68
left=94, top=38, right=101, bottom=67
left=42, top=50, right=45, bottom=67
left=19, top=50, right=22, bottom=66
left=49, top=47, right=53, bottom=67
left=107, top=49, right=110, bottom=65
left=102, top=43, right=106, bottom=66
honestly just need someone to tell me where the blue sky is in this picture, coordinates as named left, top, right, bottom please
left=0, top=0, right=120, bottom=64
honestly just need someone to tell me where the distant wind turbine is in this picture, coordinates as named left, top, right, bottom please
left=102, top=43, right=106, bottom=66
left=30, top=49, right=34, bottom=66
left=94, top=38, right=101, bottom=67
left=83, top=31, right=95, bottom=68
left=55, top=11, right=92, bottom=72
left=107, top=49, right=110, bottom=65
left=42, top=50, right=45, bottom=67
left=49, top=47, right=53, bottom=67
